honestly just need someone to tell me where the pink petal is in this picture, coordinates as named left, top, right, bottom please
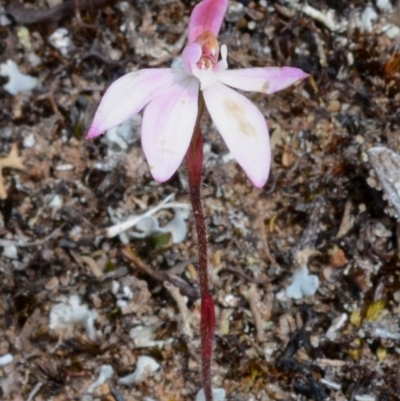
left=182, top=43, right=202, bottom=73
left=141, top=77, right=200, bottom=182
left=203, top=82, right=270, bottom=188
left=188, top=0, right=228, bottom=44
left=217, top=67, right=309, bottom=94
left=87, top=69, right=187, bottom=139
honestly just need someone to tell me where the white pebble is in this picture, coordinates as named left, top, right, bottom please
left=326, top=313, right=348, bottom=341
left=320, top=378, right=341, bottom=391
left=0, top=354, right=13, bottom=367
left=360, top=6, right=378, bottom=33
left=49, top=295, right=97, bottom=340
left=111, top=280, right=120, bottom=295
left=122, top=285, right=133, bottom=299
left=55, top=164, right=74, bottom=171
left=355, top=395, right=375, bottom=401
left=3, top=245, right=18, bottom=259
left=385, top=25, right=400, bottom=39
left=222, top=152, right=235, bottom=163
left=118, top=356, right=160, bottom=385
left=109, top=48, right=122, bottom=61
left=28, top=52, right=42, bottom=67
left=262, top=46, right=271, bottom=55
left=23, top=133, right=36, bottom=148
left=0, top=14, right=11, bottom=26
left=129, top=325, right=158, bottom=348
left=117, top=300, right=128, bottom=308
left=49, top=194, right=63, bottom=209
left=228, top=1, right=244, bottom=14
left=376, top=0, right=393, bottom=12
left=224, top=294, right=238, bottom=307
left=0, top=60, right=38, bottom=95
left=286, top=265, right=319, bottom=299
left=48, top=28, right=71, bottom=57
left=87, top=364, right=114, bottom=393
left=196, top=388, right=226, bottom=401
left=247, top=21, right=257, bottom=30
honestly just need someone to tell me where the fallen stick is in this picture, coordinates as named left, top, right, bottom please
left=121, top=245, right=199, bottom=301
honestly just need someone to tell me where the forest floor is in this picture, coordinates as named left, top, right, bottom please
left=0, top=1, right=400, bottom=400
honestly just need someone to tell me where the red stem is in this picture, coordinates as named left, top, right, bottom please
left=185, top=99, right=215, bottom=401
left=200, top=292, right=215, bottom=400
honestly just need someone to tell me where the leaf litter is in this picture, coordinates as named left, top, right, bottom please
left=0, top=1, right=400, bottom=400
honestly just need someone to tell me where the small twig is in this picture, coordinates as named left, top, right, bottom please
left=36, top=81, right=61, bottom=115
left=98, top=266, right=129, bottom=281
left=396, top=223, right=400, bottom=261
left=292, top=196, right=325, bottom=257
left=311, top=31, right=327, bottom=68
left=316, top=358, right=346, bottom=368
left=273, top=3, right=296, bottom=19
left=80, top=51, right=122, bottom=67
left=219, top=267, right=273, bottom=285
left=265, top=171, right=282, bottom=195
left=26, top=382, right=43, bottom=401
left=165, top=258, right=197, bottom=276
left=107, top=195, right=190, bottom=238
left=289, top=3, right=341, bottom=32
left=164, top=281, right=193, bottom=339
left=258, top=214, right=279, bottom=268
left=336, top=200, right=353, bottom=238
left=0, top=224, right=65, bottom=248
left=73, top=0, right=98, bottom=29
left=121, top=246, right=199, bottom=300
left=242, top=285, right=265, bottom=343
left=109, top=386, right=127, bottom=401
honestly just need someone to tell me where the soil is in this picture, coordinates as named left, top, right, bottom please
left=0, top=1, right=400, bottom=400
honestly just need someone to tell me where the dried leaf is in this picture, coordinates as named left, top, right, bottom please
left=0, top=144, right=25, bottom=199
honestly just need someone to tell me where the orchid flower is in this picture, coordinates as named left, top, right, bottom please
left=87, top=0, right=308, bottom=188
left=88, top=1, right=308, bottom=400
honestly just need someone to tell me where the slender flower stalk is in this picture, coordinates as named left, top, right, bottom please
left=185, top=95, right=215, bottom=400
left=86, top=0, right=309, bottom=399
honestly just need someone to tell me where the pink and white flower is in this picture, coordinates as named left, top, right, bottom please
left=87, top=0, right=308, bottom=188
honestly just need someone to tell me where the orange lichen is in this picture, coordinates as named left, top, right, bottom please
left=384, top=53, right=400, bottom=77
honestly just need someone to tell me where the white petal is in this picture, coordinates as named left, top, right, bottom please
left=217, top=66, right=308, bottom=94
left=87, top=69, right=187, bottom=138
left=203, top=82, right=270, bottom=187
left=141, top=77, right=200, bottom=182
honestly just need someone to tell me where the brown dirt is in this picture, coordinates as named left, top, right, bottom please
left=0, top=1, right=400, bottom=400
